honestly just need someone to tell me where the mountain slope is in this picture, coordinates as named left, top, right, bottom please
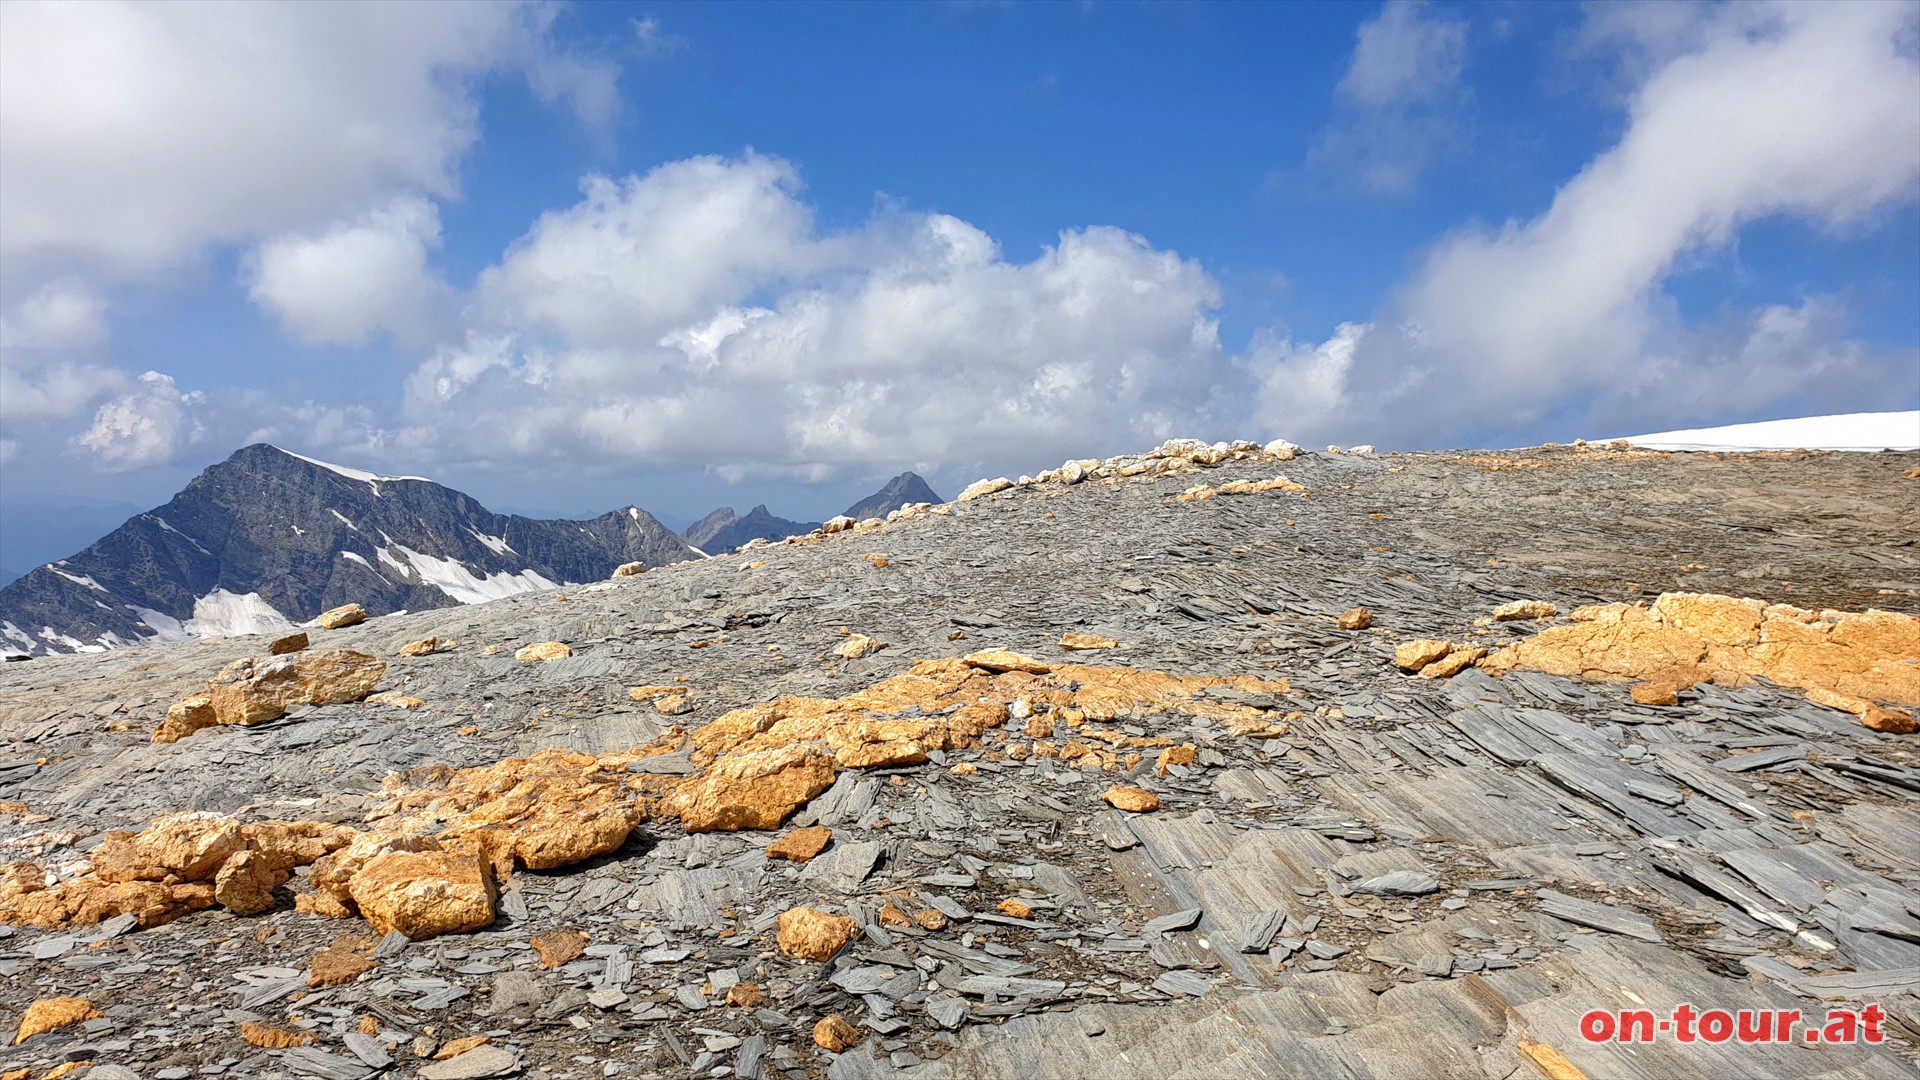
left=0, top=445, right=696, bottom=656
left=842, top=471, right=943, bottom=520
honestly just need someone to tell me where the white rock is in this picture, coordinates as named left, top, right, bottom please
left=822, top=515, right=856, bottom=533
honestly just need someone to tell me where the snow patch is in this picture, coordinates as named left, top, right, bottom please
left=51, top=569, right=106, bottom=591
left=37, top=626, right=103, bottom=652
left=376, top=542, right=560, bottom=604
left=146, top=514, right=214, bottom=556
left=182, top=589, right=294, bottom=638
left=273, top=446, right=431, bottom=488
left=329, top=509, right=357, bottom=531
left=3, top=622, right=32, bottom=649
left=1614, top=411, right=1919, bottom=453
left=469, top=528, right=515, bottom=556
left=127, top=606, right=191, bottom=642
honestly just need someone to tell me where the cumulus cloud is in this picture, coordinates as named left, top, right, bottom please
left=76, top=371, right=205, bottom=469
left=247, top=196, right=448, bottom=346
left=398, top=154, right=1229, bottom=477
left=0, top=1, right=619, bottom=294
left=1309, top=0, right=1471, bottom=194
left=0, top=279, right=109, bottom=351
left=1261, top=0, right=1920, bottom=446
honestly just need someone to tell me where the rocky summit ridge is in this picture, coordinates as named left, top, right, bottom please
left=1, top=437, right=1918, bottom=1079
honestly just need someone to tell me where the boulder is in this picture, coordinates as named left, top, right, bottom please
left=777, top=906, right=859, bottom=960
left=318, top=603, right=368, bottom=629
left=822, top=515, right=856, bottom=534
left=611, top=561, right=646, bottom=578
left=158, top=649, right=386, bottom=739
left=1492, top=600, right=1558, bottom=622
left=1337, top=608, right=1373, bottom=630
left=1394, top=640, right=1454, bottom=672
left=956, top=477, right=1013, bottom=502
left=268, top=632, right=309, bottom=655
left=1420, top=646, right=1486, bottom=678
left=399, top=636, right=438, bottom=657
left=348, top=849, right=496, bottom=940
left=666, top=745, right=837, bottom=833
left=212, top=850, right=287, bottom=915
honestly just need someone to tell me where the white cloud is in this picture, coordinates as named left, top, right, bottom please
left=0, top=1, right=620, bottom=294
left=1262, top=0, right=1920, bottom=445
left=76, top=371, right=204, bottom=469
left=399, top=155, right=1229, bottom=477
left=0, top=362, right=126, bottom=424
left=0, top=280, right=109, bottom=351
left=1310, top=0, right=1471, bottom=194
left=247, top=196, right=447, bottom=346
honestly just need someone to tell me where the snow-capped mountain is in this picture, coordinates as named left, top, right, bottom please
left=0, top=445, right=697, bottom=657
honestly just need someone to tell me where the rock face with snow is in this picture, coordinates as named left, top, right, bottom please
left=0, top=445, right=696, bottom=656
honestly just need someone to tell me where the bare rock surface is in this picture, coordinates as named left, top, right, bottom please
left=2, top=442, right=1919, bottom=1078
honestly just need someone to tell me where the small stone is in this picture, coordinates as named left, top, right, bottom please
left=399, top=637, right=438, bottom=657
left=317, top=604, right=367, bottom=630
left=1350, top=871, right=1441, bottom=897
left=365, top=692, right=426, bottom=709
left=962, top=649, right=1052, bottom=674
left=240, top=1022, right=310, bottom=1048
left=996, top=898, right=1033, bottom=919
left=1336, top=609, right=1373, bottom=631
left=1101, top=786, right=1159, bottom=813
left=417, top=1045, right=519, bottom=1080
left=268, top=632, right=309, bottom=655
left=1059, top=633, right=1118, bottom=651
left=531, top=929, right=588, bottom=968
left=724, top=982, right=766, bottom=1008
left=765, top=826, right=833, bottom=863
left=514, top=641, right=571, bottom=662
left=612, top=562, right=646, bottom=578
left=653, top=693, right=692, bottom=716
left=813, top=1015, right=861, bottom=1053
left=434, top=1035, right=492, bottom=1060
left=836, top=634, right=881, bottom=660
left=309, top=933, right=378, bottom=987
left=1629, top=682, right=1679, bottom=706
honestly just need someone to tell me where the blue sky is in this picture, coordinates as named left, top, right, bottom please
left=1, top=0, right=1916, bottom=523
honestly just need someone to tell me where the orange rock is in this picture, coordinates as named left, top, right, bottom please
left=879, top=903, right=914, bottom=928
left=514, top=641, right=571, bottom=662
left=725, top=982, right=766, bottom=1008
left=93, top=812, right=247, bottom=883
left=13, top=997, right=100, bottom=1045
left=159, top=649, right=386, bottom=739
left=777, top=906, right=859, bottom=960
left=1394, top=640, right=1454, bottom=671
left=213, top=849, right=288, bottom=915
left=399, top=637, right=438, bottom=657
left=666, top=745, right=837, bottom=833
left=962, top=649, right=1053, bottom=674
left=434, top=1035, right=492, bottom=1060
left=1629, top=682, right=1680, bottom=706
left=1419, top=646, right=1487, bottom=679
left=241, top=1022, right=311, bottom=1048
left=1155, top=744, right=1197, bottom=776
left=1491, top=600, right=1557, bottom=622
left=308, top=934, right=378, bottom=987
left=653, top=693, right=693, bottom=716
left=531, top=929, right=588, bottom=968
left=317, top=603, right=367, bottom=629
left=915, top=909, right=950, bottom=931
left=1101, top=786, right=1160, bottom=813
left=417, top=748, right=643, bottom=873
left=1863, top=705, right=1917, bottom=735
left=1337, top=608, right=1373, bottom=630
left=813, top=1015, right=862, bottom=1052
left=1484, top=593, right=1920, bottom=712
left=348, top=849, right=496, bottom=940
left=268, top=632, right=309, bottom=655
left=997, top=898, right=1034, bottom=919
left=765, top=826, right=833, bottom=862
left=949, top=762, right=978, bottom=776
left=365, top=692, right=425, bottom=709
left=1060, top=633, right=1118, bottom=651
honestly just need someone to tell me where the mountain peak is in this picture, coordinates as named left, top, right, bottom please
left=843, top=471, right=944, bottom=521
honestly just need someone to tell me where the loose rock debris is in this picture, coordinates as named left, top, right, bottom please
left=2, top=439, right=1918, bottom=1078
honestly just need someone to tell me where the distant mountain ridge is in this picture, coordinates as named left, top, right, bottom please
left=843, top=471, right=943, bottom=521
left=0, top=445, right=696, bottom=657
left=680, top=472, right=944, bottom=553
